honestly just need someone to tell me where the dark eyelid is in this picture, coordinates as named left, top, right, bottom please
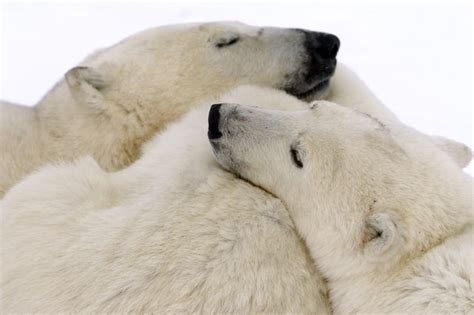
left=290, top=147, right=303, bottom=168
left=216, top=36, right=240, bottom=48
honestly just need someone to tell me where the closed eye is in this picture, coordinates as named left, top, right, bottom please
left=290, top=147, right=304, bottom=168
left=216, top=36, right=240, bottom=48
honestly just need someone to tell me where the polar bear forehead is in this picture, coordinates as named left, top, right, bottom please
left=92, top=21, right=263, bottom=57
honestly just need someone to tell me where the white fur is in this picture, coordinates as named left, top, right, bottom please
left=0, top=21, right=334, bottom=197
left=2, top=64, right=470, bottom=313
left=211, top=100, right=473, bottom=314
left=1, top=87, right=331, bottom=314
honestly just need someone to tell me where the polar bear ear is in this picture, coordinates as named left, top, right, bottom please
left=65, top=66, right=109, bottom=114
left=362, top=212, right=400, bottom=261
left=431, top=136, right=472, bottom=168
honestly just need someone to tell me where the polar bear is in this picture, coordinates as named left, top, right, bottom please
left=2, top=84, right=471, bottom=314
left=0, top=87, right=332, bottom=314
left=209, top=101, right=473, bottom=314
left=0, top=21, right=340, bottom=197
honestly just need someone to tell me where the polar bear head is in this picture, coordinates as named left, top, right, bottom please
left=208, top=101, right=472, bottom=278
left=64, top=22, right=339, bottom=135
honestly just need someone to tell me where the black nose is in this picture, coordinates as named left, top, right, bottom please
left=306, top=31, right=340, bottom=59
left=208, top=103, right=223, bottom=140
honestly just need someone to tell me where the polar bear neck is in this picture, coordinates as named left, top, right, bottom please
left=325, top=223, right=473, bottom=314
left=293, top=182, right=473, bottom=314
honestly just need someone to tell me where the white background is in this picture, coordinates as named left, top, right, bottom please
left=1, top=1, right=472, bottom=173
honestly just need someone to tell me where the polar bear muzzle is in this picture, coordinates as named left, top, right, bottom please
left=284, top=30, right=340, bottom=99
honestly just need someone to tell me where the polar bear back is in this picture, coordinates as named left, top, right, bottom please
left=1, top=159, right=329, bottom=313
left=1, top=86, right=330, bottom=313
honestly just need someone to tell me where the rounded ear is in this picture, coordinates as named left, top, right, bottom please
left=65, top=66, right=109, bottom=114
left=431, top=136, right=472, bottom=168
left=362, top=212, right=400, bottom=261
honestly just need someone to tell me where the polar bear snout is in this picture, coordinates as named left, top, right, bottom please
left=208, top=103, right=247, bottom=143
left=208, top=103, right=285, bottom=177
left=284, top=30, right=340, bottom=99
left=207, top=103, right=248, bottom=172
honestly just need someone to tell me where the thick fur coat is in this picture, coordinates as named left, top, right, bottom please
left=210, top=98, right=473, bottom=314
left=0, top=21, right=339, bottom=197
